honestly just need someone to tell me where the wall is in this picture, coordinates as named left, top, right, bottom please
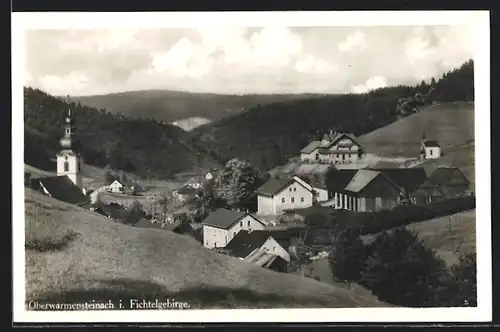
left=425, top=147, right=441, bottom=159
left=300, top=151, right=319, bottom=163
left=313, top=187, right=329, bottom=202
left=203, top=214, right=265, bottom=249
left=203, top=225, right=228, bottom=249
left=257, top=195, right=275, bottom=215
left=273, top=182, right=313, bottom=215
left=57, top=152, right=82, bottom=188
left=262, top=237, right=291, bottom=262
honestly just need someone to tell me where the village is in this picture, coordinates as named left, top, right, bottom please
left=25, top=105, right=474, bottom=282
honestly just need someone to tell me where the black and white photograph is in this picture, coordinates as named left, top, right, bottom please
left=12, top=11, right=491, bottom=323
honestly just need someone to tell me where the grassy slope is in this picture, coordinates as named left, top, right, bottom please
left=25, top=188, right=387, bottom=309
left=269, top=102, right=475, bottom=178
left=72, top=90, right=322, bottom=124
left=357, top=102, right=474, bottom=158
left=361, top=209, right=476, bottom=266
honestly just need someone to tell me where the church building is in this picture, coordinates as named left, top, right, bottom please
left=56, top=105, right=84, bottom=190
left=420, top=132, right=441, bottom=160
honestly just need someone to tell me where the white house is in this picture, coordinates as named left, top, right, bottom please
left=420, top=133, right=441, bottom=160
left=225, top=230, right=291, bottom=263
left=256, top=177, right=314, bottom=216
left=108, top=180, right=125, bottom=193
left=293, top=175, right=329, bottom=203
left=300, top=132, right=363, bottom=165
left=201, top=209, right=266, bottom=249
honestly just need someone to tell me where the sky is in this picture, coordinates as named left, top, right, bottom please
left=24, top=25, right=474, bottom=96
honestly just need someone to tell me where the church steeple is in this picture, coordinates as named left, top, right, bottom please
left=57, top=96, right=83, bottom=189
left=59, top=97, right=80, bottom=152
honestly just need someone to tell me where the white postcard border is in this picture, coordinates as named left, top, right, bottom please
left=12, top=10, right=491, bottom=323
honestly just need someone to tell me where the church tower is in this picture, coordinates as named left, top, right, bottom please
left=420, top=131, right=427, bottom=160
left=57, top=101, right=83, bottom=189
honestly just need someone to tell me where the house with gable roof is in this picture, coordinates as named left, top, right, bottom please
left=256, top=177, right=314, bottom=216
left=32, top=175, right=90, bottom=207
left=322, top=168, right=428, bottom=211
left=300, top=131, right=363, bottom=165
left=411, top=167, right=472, bottom=204
left=201, top=208, right=266, bottom=249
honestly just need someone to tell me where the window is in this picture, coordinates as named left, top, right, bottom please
left=291, top=197, right=295, bottom=203
left=248, top=220, right=251, bottom=226
left=293, top=187, right=296, bottom=192
left=429, top=149, right=433, bottom=156
left=301, top=197, right=304, bottom=202
left=289, top=188, right=292, bottom=192
left=240, top=221, right=243, bottom=227
left=282, top=197, right=285, bottom=203
left=64, top=161, right=69, bottom=172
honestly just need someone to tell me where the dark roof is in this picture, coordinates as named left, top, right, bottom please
left=427, top=167, right=470, bottom=186
left=367, top=168, right=428, bottom=193
left=300, top=141, right=322, bottom=154
left=424, top=140, right=440, bottom=147
left=37, top=176, right=89, bottom=206
left=225, top=230, right=275, bottom=258
left=255, top=178, right=295, bottom=197
left=324, top=169, right=358, bottom=192
left=202, top=208, right=256, bottom=229
left=176, top=186, right=197, bottom=195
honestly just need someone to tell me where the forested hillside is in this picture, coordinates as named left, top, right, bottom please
left=191, top=60, right=474, bottom=171
left=24, top=88, right=221, bottom=178
left=71, top=89, right=321, bottom=124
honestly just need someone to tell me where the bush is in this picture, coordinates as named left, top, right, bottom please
left=360, top=228, right=449, bottom=307
left=355, top=196, right=476, bottom=235
left=328, top=226, right=366, bottom=287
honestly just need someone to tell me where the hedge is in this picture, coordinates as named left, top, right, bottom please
left=308, top=196, right=476, bottom=236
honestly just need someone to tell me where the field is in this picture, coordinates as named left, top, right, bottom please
left=361, top=209, right=476, bottom=266
left=24, top=188, right=388, bottom=309
left=357, top=102, right=474, bottom=158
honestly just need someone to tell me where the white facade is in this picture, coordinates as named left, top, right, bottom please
left=108, top=180, right=124, bottom=193
left=57, top=151, right=82, bottom=188
left=300, top=151, right=319, bottom=163
left=313, top=187, right=329, bottom=202
left=203, top=214, right=265, bottom=249
left=424, top=146, right=441, bottom=159
left=260, top=237, right=291, bottom=262
left=257, top=181, right=314, bottom=216
left=300, top=135, right=362, bottom=165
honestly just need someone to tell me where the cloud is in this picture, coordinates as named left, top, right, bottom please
left=351, top=76, right=388, bottom=94
left=24, top=26, right=474, bottom=96
left=338, top=31, right=367, bottom=52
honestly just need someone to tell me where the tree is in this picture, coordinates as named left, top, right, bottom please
left=360, top=228, right=448, bottom=307
left=328, top=226, right=366, bottom=289
left=448, top=252, right=477, bottom=307
left=212, top=158, right=261, bottom=211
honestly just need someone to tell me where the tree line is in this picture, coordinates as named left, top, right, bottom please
left=23, top=87, right=219, bottom=178
left=301, top=215, right=477, bottom=307
left=191, top=60, right=474, bottom=171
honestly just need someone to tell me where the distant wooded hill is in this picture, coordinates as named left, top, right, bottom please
left=24, top=87, right=221, bottom=179
left=190, top=60, right=474, bottom=171
left=70, top=89, right=322, bottom=125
